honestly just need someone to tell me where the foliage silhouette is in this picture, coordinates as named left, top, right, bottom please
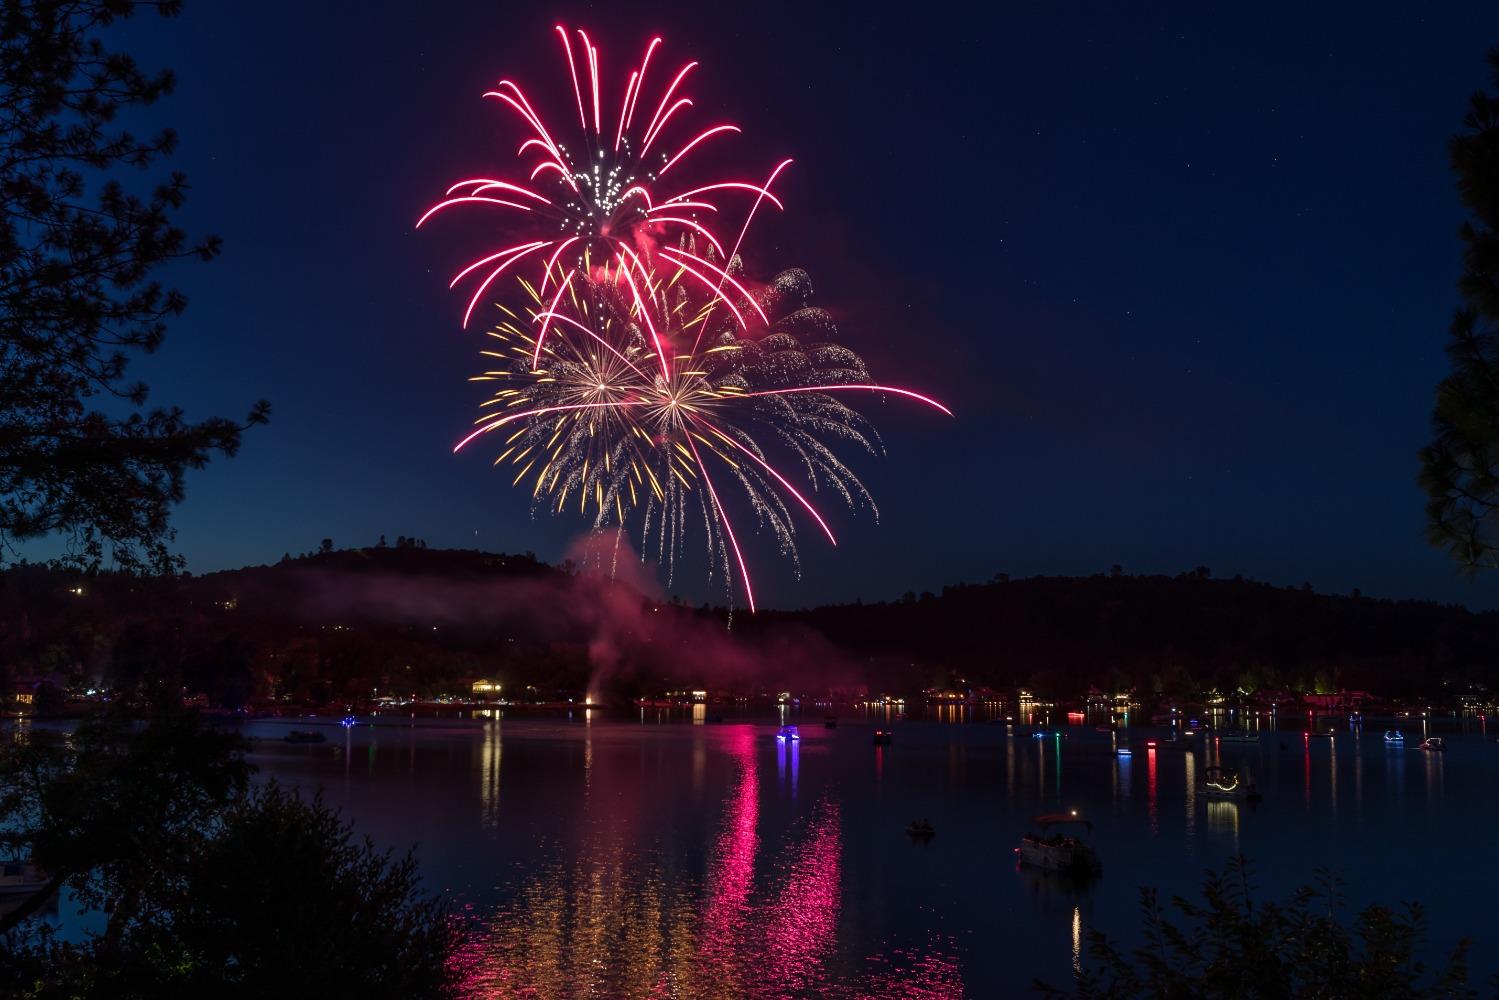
left=0, top=0, right=267, bottom=573
left=1422, top=45, right=1499, bottom=573
left=0, top=702, right=459, bottom=997
left=1036, top=857, right=1474, bottom=999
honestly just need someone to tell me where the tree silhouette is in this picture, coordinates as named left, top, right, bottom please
left=0, top=707, right=457, bottom=995
left=1038, top=857, right=1472, bottom=999
left=0, top=1, right=268, bottom=574
left=1421, top=46, right=1499, bottom=572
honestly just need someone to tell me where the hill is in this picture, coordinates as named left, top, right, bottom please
left=1, top=549, right=1495, bottom=707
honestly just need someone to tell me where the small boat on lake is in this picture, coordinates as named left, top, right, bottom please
left=1202, top=766, right=1259, bottom=801
left=1219, top=731, right=1259, bottom=744
left=0, top=861, right=49, bottom=896
left=1419, top=737, right=1445, bottom=752
left=872, top=729, right=893, bottom=746
left=1115, top=746, right=1133, bottom=757
left=776, top=725, right=800, bottom=742
left=1017, top=814, right=1102, bottom=875
left=284, top=730, right=326, bottom=745
left=1384, top=730, right=1405, bottom=745
left=905, top=819, right=936, bottom=840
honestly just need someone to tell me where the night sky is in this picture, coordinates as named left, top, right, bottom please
left=101, top=2, right=1499, bottom=609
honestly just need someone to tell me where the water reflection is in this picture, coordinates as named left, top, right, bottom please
left=763, top=799, right=841, bottom=993
left=452, top=735, right=959, bottom=999
left=1424, top=746, right=1444, bottom=808
left=478, top=720, right=501, bottom=828
left=1146, top=746, right=1158, bottom=835
left=1329, top=737, right=1337, bottom=815
left=214, top=714, right=1497, bottom=997
left=1070, top=906, right=1082, bottom=977
left=1183, top=750, right=1196, bottom=840
left=1205, top=800, right=1240, bottom=849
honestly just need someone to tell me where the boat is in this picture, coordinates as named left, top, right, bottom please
left=1201, top=766, right=1259, bottom=800
left=872, top=729, right=893, bottom=746
left=776, top=725, right=800, bottom=742
left=823, top=716, right=838, bottom=729
left=284, top=730, right=326, bottom=744
left=0, top=861, right=50, bottom=896
left=1115, top=746, right=1133, bottom=757
left=1031, top=731, right=1049, bottom=740
left=1218, top=731, right=1260, bottom=744
left=1383, top=730, right=1405, bottom=745
left=1419, top=737, right=1445, bottom=752
left=340, top=715, right=358, bottom=728
left=905, top=820, right=936, bottom=840
left=1016, top=814, right=1102, bottom=875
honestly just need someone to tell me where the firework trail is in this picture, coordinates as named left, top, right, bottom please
left=454, top=261, right=949, bottom=612
left=417, top=27, right=791, bottom=331
left=423, top=28, right=951, bottom=611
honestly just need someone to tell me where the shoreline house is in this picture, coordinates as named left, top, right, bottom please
left=9, top=676, right=38, bottom=715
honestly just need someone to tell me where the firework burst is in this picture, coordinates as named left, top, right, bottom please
left=455, top=261, right=950, bottom=612
left=417, top=27, right=790, bottom=331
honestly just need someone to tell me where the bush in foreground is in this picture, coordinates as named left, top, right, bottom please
left=1038, top=857, right=1473, bottom=999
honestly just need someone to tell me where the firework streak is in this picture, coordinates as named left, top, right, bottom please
left=421, top=28, right=950, bottom=610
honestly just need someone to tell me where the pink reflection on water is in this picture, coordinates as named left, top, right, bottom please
left=449, top=727, right=965, bottom=998
left=1147, top=747, right=1158, bottom=835
left=698, top=727, right=759, bottom=974
left=836, top=943, right=964, bottom=999
left=762, top=798, right=842, bottom=994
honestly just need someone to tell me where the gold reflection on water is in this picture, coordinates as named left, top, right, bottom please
left=1071, top=906, right=1082, bottom=976
left=478, top=721, right=501, bottom=829
left=1205, top=800, right=1239, bottom=848
left=1183, top=751, right=1196, bottom=838
left=452, top=735, right=957, bottom=999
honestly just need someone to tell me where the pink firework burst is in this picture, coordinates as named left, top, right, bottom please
left=417, top=27, right=792, bottom=331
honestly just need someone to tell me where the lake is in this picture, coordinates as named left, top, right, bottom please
left=34, top=710, right=1499, bottom=996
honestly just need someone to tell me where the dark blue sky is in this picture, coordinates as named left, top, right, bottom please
left=103, top=2, right=1499, bottom=609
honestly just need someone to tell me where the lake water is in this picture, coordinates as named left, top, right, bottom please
left=27, top=711, right=1499, bottom=996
